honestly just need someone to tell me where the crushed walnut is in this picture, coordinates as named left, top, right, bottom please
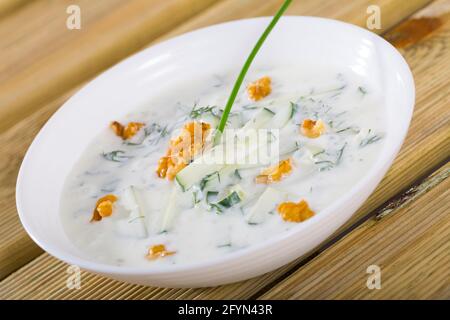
left=110, top=121, right=145, bottom=140
left=157, top=121, right=211, bottom=180
left=255, top=158, right=292, bottom=184
left=146, top=244, right=176, bottom=260
left=277, top=199, right=315, bottom=223
left=300, top=119, right=326, bottom=138
left=91, top=194, right=118, bottom=222
left=247, top=76, right=272, bottom=101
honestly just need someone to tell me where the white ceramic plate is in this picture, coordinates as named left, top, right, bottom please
left=16, top=17, right=414, bottom=288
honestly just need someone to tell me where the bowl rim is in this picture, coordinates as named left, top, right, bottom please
left=16, top=15, right=415, bottom=276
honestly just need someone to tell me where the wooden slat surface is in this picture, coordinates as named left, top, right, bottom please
left=0, top=0, right=128, bottom=83
left=158, top=0, right=431, bottom=42
left=0, top=0, right=448, bottom=299
left=0, top=0, right=218, bottom=132
left=0, top=0, right=27, bottom=18
left=260, top=164, right=450, bottom=299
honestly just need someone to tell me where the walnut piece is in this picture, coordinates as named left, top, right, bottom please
left=300, top=119, right=326, bottom=138
left=247, top=76, right=272, bottom=101
left=277, top=200, right=315, bottom=223
left=255, top=159, right=292, bottom=184
left=157, top=121, right=211, bottom=180
left=91, top=194, right=118, bottom=222
left=146, top=244, right=176, bottom=260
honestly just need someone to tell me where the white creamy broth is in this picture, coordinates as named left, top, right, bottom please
left=60, top=65, right=386, bottom=267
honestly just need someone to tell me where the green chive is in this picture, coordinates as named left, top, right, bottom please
left=214, top=0, right=292, bottom=144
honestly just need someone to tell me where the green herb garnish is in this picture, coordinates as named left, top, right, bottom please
left=335, top=142, right=347, bottom=164
left=102, top=150, right=132, bottom=162
left=206, top=191, right=219, bottom=204
left=234, top=169, right=242, bottom=180
left=216, top=191, right=242, bottom=208
left=214, top=0, right=292, bottom=144
left=336, top=127, right=354, bottom=133
left=217, top=243, right=232, bottom=248
left=125, top=123, right=170, bottom=146
left=193, top=190, right=201, bottom=205
left=312, top=149, right=325, bottom=157
left=210, top=203, right=223, bottom=214
left=190, top=104, right=217, bottom=119
left=128, top=216, right=144, bottom=223
left=358, top=86, right=368, bottom=96
left=290, top=101, right=299, bottom=116
left=360, top=134, right=382, bottom=147
left=242, top=105, right=259, bottom=110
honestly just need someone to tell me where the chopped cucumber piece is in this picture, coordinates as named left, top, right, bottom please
left=241, top=107, right=275, bottom=131
left=227, top=112, right=243, bottom=129
left=228, top=184, right=246, bottom=200
left=206, top=191, right=219, bottom=204
left=217, top=191, right=242, bottom=208
left=209, top=184, right=245, bottom=212
left=176, top=106, right=281, bottom=191
left=115, top=186, right=148, bottom=238
left=158, top=185, right=179, bottom=233
left=200, top=171, right=221, bottom=191
left=199, top=166, right=237, bottom=192
left=264, top=103, right=295, bottom=129
left=176, top=160, right=223, bottom=191
left=246, top=187, right=287, bottom=224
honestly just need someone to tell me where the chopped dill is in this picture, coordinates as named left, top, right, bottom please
left=358, top=86, right=368, bottom=96
left=281, top=142, right=301, bottom=157
left=242, top=105, right=259, bottom=110
left=100, top=186, right=115, bottom=193
left=360, top=134, right=383, bottom=147
left=102, top=150, right=132, bottom=162
left=193, top=190, right=201, bottom=206
left=313, top=150, right=325, bottom=157
left=334, top=111, right=347, bottom=118
left=189, top=104, right=216, bottom=119
left=210, top=203, right=223, bottom=214
left=128, top=216, right=144, bottom=223
left=311, top=84, right=346, bottom=97
left=126, top=123, right=171, bottom=146
left=336, top=127, right=350, bottom=133
left=314, top=160, right=334, bottom=165
left=290, top=101, right=299, bottom=115
left=313, top=143, right=346, bottom=169
left=336, top=143, right=347, bottom=165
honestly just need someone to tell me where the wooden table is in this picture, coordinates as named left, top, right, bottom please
left=0, top=0, right=448, bottom=300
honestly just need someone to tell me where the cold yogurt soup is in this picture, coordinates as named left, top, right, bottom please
left=60, top=65, right=386, bottom=267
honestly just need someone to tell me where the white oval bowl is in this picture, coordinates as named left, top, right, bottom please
left=16, top=17, right=414, bottom=288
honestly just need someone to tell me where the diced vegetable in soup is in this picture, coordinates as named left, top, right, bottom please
left=60, top=67, right=386, bottom=267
